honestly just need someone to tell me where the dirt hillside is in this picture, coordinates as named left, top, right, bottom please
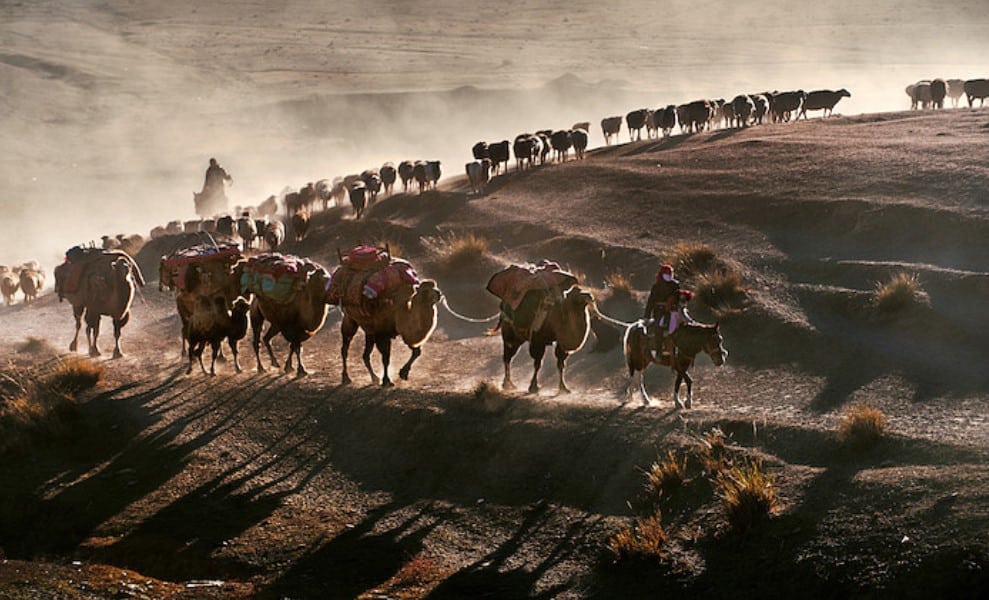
left=1, top=107, right=988, bottom=598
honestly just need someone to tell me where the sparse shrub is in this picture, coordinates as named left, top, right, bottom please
left=437, top=233, right=488, bottom=271
left=0, top=359, right=103, bottom=454
left=473, top=380, right=511, bottom=411
left=17, top=336, right=53, bottom=354
left=604, top=272, right=634, bottom=299
left=694, top=269, right=747, bottom=312
left=875, top=272, right=924, bottom=313
left=607, top=511, right=670, bottom=562
left=393, top=553, right=440, bottom=588
left=48, top=357, right=104, bottom=396
left=714, top=458, right=781, bottom=532
left=837, top=403, right=887, bottom=448
left=696, top=426, right=732, bottom=474
left=645, top=450, right=687, bottom=500
left=667, top=241, right=716, bottom=278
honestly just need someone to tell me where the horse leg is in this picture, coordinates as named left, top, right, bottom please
left=554, top=345, right=571, bottom=394
left=111, top=310, right=129, bottom=359
left=683, top=370, right=693, bottom=409
left=70, top=305, right=84, bottom=352
left=528, top=342, right=547, bottom=394
left=377, top=337, right=393, bottom=387
left=361, top=334, right=381, bottom=386
left=639, top=369, right=652, bottom=406
left=399, top=346, right=421, bottom=381
left=340, top=317, right=358, bottom=385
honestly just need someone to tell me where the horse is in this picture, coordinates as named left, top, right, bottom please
left=623, top=320, right=727, bottom=408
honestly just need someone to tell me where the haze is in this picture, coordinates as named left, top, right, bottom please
left=2, top=0, right=987, bottom=268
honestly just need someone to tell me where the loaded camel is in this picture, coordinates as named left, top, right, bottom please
left=56, top=252, right=146, bottom=358
left=497, top=285, right=594, bottom=394
left=249, top=258, right=331, bottom=376
left=340, top=279, right=442, bottom=387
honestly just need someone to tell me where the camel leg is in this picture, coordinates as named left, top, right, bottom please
left=528, top=342, right=547, bottom=394
left=398, top=346, right=421, bottom=381
left=228, top=339, right=241, bottom=373
left=87, top=314, right=102, bottom=357
left=639, top=370, right=652, bottom=407
left=554, top=345, right=571, bottom=394
left=501, top=336, right=523, bottom=391
left=283, top=342, right=295, bottom=374
left=70, top=305, right=84, bottom=352
left=340, top=316, right=359, bottom=385
left=112, top=311, right=129, bottom=359
left=673, top=371, right=684, bottom=410
left=376, top=337, right=393, bottom=387
left=187, top=341, right=196, bottom=375
left=250, top=309, right=265, bottom=372
left=209, top=341, right=221, bottom=376
left=361, top=335, right=381, bottom=386
left=262, top=326, right=280, bottom=369
left=295, top=344, right=308, bottom=378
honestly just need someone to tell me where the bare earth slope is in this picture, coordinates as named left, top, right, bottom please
left=2, top=110, right=989, bottom=598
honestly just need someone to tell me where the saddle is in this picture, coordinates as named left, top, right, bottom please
left=487, top=260, right=577, bottom=337
left=160, top=243, right=241, bottom=293
left=241, top=253, right=321, bottom=304
left=326, top=247, right=419, bottom=320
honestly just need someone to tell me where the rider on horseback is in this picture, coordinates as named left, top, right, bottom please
left=643, top=264, right=680, bottom=365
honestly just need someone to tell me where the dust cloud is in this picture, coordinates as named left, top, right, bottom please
left=1, top=0, right=987, bottom=272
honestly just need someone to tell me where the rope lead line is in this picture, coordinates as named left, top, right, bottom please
left=591, top=304, right=636, bottom=330
left=441, top=296, right=501, bottom=323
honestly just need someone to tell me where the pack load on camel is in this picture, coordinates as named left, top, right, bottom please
left=159, top=242, right=242, bottom=293
left=486, top=259, right=579, bottom=336
left=325, top=245, right=420, bottom=313
left=240, top=253, right=326, bottom=304
left=54, top=245, right=146, bottom=301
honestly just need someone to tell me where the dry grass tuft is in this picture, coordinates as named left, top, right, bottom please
left=694, top=269, right=747, bottom=312
left=432, top=233, right=488, bottom=271
left=473, top=380, right=512, bottom=411
left=667, top=241, right=717, bottom=278
left=837, top=403, right=887, bottom=448
left=714, top=458, right=781, bottom=533
left=644, top=450, right=687, bottom=500
left=607, top=511, right=670, bottom=562
left=604, top=272, right=634, bottom=299
left=0, top=359, right=103, bottom=454
left=875, top=272, right=924, bottom=313
left=696, top=426, right=733, bottom=474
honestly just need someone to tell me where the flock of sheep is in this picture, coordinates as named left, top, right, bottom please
left=0, top=263, right=46, bottom=306
left=905, top=78, right=989, bottom=110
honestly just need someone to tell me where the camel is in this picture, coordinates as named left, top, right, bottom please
left=62, top=256, right=146, bottom=358
left=498, top=286, right=594, bottom=394
left=188, top=296, right=251, bottom=376
left=623, top=320, right=727, bottom=408
left=340, top=280, right=442, bottom=387
left=250, top=262, right=331, bottom=376
left=0, top=267, right=19, bottom=305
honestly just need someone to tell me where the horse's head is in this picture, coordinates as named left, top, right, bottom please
left=704, top=322, right=728, bottom=366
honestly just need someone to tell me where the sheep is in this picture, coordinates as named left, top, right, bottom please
left=290, top=210, right=310, bottom=242
left=472, top=141, right=489, bottom=160
left=412, top=161, right=428, bottom=193
left=216, top=215, right=235, bottom=237
left=600, top=116, right=622, bottom=145
left=964, top=79, right=989, bottom=108
left=675, top=104, right=690, bottom=133
left=263, top=220, right=286, bottom=251
left=1, top=266, right=19, bottom=306
left=798, top=89, right=851, bottom=119
left=398, top=160, right=415, bottom=192
left=930, top=79, right=946, bottom=109
left=550, top=130, right=573, bottom=162
left=19, top=265, right=44, bottom=303
left=513, top=134, right=536, bottom=171
left=682, top=100, right=712, bottom=133
left=570, top=129, right=588, bottom=160
left=722, top=101, right=737, bottom=128
left=465, top=158, right=492, bottom=194
left=655, top=105, right=676, bottom=137
left=910, top=81, right=932, bottom=110
left=188, top=296, right=251, bottom=376
left=645, top=110, right=658, bottom=139
left=424, top=161, right=441, bottom=190
left=749, top=94, right=769, bottom=124
left=770, top=90, right=805, bottom=122
left=166, top=220, right=183, bottom=235
left=380, top=163, right=397, bottom=196
left=625, top=109, right=649, bottom=141
left=731, top=95, right=755, bottom=127
left=236, top=213, right=257, bottom=249
left=571, top=121, right=590, bottom=132
left=946, top=79, right=965, bottom=108
left=184, top=219, right=203, bottom=233
left=361, top=170, right=383, bottom=203
left=488, top=140, right=511, bottom=175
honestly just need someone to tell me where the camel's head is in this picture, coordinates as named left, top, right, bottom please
left=564, top=285, right=594, bottom=308
left=414, top=279, right=443, bottom=306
